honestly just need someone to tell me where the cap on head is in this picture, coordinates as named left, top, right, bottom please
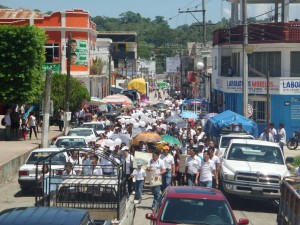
left=136, top=160, right=143, bottom=166
left=121, top=146, right=129, bottom=151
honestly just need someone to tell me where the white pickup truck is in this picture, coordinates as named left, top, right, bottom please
left=218, top=133, right=254, bottom=157
left=220, top=139, right=292, bottom=200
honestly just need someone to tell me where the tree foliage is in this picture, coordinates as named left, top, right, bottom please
left=0, top=25, right=47, bottom=104
left=50, top=73, right=90, bottom=112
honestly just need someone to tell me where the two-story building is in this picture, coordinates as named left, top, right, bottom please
left=212, top=20, right=300, bottom=137
left=0, top=8, right=109, bottom=97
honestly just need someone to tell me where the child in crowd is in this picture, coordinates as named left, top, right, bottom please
left=21, top=119, right=27, bottom=140
left=131, top=160, right=146, bottom=204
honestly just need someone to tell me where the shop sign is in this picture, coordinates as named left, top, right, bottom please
left=280, top=79, right=300, bottom=95
left=220, top=78, right=279, bottom=94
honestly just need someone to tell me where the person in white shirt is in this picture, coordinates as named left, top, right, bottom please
left=100, top=148, right=120, bottom=176
left=159, top=146, right=175, bottom=192
left=196, top=150, right=216, bottom=187
left=278, top=123, right=286, bottom=154
left=259, top=127, right=274, bottom=142
left=184, top=147, right=202, bottom=186
left=90, top=155, right=103, bottom=175
left=269, top=123, right=277, bottom=142
left=121, top=146, right=134, bottom=193
left=208, top=147, right=221, bottom=189
left=147, top=150, right=166, bottom=210
left=62, top=162, right=77, bottom=176
left=131, top=160, right=146, bottom=204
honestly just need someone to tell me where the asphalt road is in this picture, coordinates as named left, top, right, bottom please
left=0, top=176, right=278, bottom=225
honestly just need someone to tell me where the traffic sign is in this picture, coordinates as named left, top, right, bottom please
left=247, top=104, right=253, bottom=118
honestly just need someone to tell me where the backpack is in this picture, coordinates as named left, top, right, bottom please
left=1, top=117, right=5, bottom=126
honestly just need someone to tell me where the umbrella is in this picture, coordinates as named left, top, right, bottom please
left=132, top=131, right=162, bottom=144
left=161, top=135, right=181, bottom=146
left=180, top=111, right=198, bottom=119
left=153, top=103, right=167, bottom=110
left=101, top=94, right=133, bottom=105
left=128, top=78, right=146, bottom=94
left=109, top=134, right=131, bottom=146
left=204, top=113, right=218, bottom=120
left=165, top=115, right=185, bottom=124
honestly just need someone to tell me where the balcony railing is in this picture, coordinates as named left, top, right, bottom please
left=213, top=22, right=300, bottom=46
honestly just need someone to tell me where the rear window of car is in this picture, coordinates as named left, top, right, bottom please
left=160, top=198, right=234, bottom=225
left=82, top=123, right=104, bottom=130
left=221, top=136, right=254, bottom=148
left=55, top=138, right=86, bottom=148
left=68, top=130, right=93, bottom=136
left=26, top=152, right=66, bottom=165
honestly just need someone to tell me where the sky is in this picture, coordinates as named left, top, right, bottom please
left=1, top=0, right=300, bottom=28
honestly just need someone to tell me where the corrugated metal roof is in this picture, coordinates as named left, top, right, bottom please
left=0, top=9, right=44, bottom=19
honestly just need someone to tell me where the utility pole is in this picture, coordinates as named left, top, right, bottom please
left=64, top=32, right=72, bottom=135
left=242, top=0, right=249, bottom=117
left=108, top=46, right=112, bottom=96
left=267, top=71, right=270, bottom=129
left=41, top=69, right=52, bottom=148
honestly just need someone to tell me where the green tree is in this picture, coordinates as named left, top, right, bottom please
left=0, top=25, right=47, bottom=104
left=50, top=73, right=90, bottom=112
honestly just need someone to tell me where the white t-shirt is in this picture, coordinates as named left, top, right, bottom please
left=147, top=158, right=165, bottom=177
left=185, top=156, right=201, bottom=175
left=160, top=154, right=174, bottom=170
left=100, top=155, right=120, bottom=173
left=122, top=154, right=134, bottom=174
left=199, top=159, right=215, bottom=182
left=278, top=128, right=286, bottom=144
left=210, top=155, right=221, bottom=170
left=62, top=170, right=76, bottom=176
left=132, top=168, right=146, bottom=180
left=68, top=156, right=82, bottom=166
left=91, top=165, right=103, bottom=175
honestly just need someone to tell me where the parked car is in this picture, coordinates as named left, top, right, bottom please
left=145, top=186, right=249, bottom=225
left=67, top=128, right=98, bottom=144
left=220, top=139, right=292, bottom=200
left=81, top=122, right=105, bottom=135
left=50, top=136, right=89, bottom=149
left=0, top=207, right=107, bottom=225
left=18, top=148, right=68, bottom=193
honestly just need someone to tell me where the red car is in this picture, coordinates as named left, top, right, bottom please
left=145, top=186, right=249, bottom=225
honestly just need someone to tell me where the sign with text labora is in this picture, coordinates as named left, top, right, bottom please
left=223, top=77, right=279, bottom=94
left=166, top=57, right=180, bottom=73
left=280, top=78, right=300, bottom=95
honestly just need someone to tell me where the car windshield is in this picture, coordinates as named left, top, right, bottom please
left=55, top=138, right=86, bottom=148
left=227, top=143, right=284, bottom=164
left=221, top=136, right=254, bottom=148
left=68, top=129, right=93, bottom=137
left=26, top=152, right=66, bottom=165
left=82, top=123, right=104, bottom=131
left=160, top=198, right=235, bottom=225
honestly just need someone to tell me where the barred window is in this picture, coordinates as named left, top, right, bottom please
left=251, top=100, right=266, bottom=124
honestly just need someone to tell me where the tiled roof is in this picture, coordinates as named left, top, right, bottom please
left=0, top=9, right=44, bottom=19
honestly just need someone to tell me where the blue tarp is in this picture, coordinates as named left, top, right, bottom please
left=182, top=98, right=208, bottom=105
left=204, top=110, right=258, bottom=138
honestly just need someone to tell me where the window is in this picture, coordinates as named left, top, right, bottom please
left=45, top=43, right=59, bottom=63
left=232, top=52, right=240, bottom=77
left=291, top=52, right=300, bottom=77
left=251, top=100, right=266, bottom=124
left=248, top=52, right=281, bottom=77
left=221, top=56, right=231, bottom=76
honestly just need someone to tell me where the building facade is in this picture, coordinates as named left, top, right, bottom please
left=0, top=9, right=108, bottom=97
left=212, top=21, right=300, bottom=137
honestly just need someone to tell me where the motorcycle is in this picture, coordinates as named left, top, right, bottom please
left=286, top=129, right=300, bottom=150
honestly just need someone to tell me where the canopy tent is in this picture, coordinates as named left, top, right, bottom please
left=128, top=78, right=146, bottom=94
left=204, top=110, right=258, bottom=138
left=158, top=81, right=169, bottom=88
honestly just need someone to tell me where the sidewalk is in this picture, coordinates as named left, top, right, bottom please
left=0, top=124, right=62, bottom=183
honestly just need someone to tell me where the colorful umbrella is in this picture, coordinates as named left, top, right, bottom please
left=161, top=135, right=181, bottom=146
left=132, top=131, right=162, bottom=144
left=101, top=94, right=133, bottom=105
left=128, top=78, right=146, bottom=94
left=180, top=111, right=198, bottom=119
